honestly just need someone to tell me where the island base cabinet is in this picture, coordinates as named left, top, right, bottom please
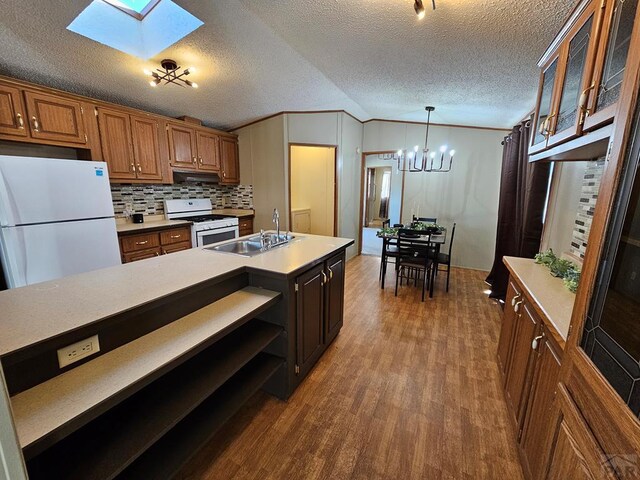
left=294, top=251, right=346, bottom=381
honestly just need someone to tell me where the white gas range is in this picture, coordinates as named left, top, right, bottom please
left=164, top=199, right=239, bottom=248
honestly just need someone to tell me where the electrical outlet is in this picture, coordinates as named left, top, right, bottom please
left=57, top=335, right=100, bottom=368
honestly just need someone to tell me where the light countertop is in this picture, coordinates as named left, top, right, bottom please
left=211, top=209, right=254, bottom=218
left=0, top=233, right=353, bottom=357
left=116, top=219, right=192, bottom=234
left=503, top=256, right=575, bottom=347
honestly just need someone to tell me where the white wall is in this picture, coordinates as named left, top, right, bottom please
left=236, top=112, right=363, bottom=258
left=364, top=120, right=507, bottom=271
left=290, top=146, right=335, bottom=236
left=237, top=115, right=287, bottom=232
left=365, top=156, right=403, bottom=225
left=541, top=162, right=587, bottom=258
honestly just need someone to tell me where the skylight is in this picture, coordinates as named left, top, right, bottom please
left=67, top=0, right=203, bottom=59
left=103, top=0, right=161, bottom=20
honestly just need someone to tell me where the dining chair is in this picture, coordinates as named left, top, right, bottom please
left=413, top=215, right=437, bottom=224
left=379, top=236, right=400, bottom=288
left=436, top=222, right=456, bottom=292
left=394, top=229, right=434, bottom=301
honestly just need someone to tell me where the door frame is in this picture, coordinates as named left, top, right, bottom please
left=358, top=150, right=406, bottom=255
left=288, top=143, right=338, bottom=236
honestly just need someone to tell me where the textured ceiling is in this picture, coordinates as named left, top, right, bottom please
left=0, top=0, right=575, bottom=130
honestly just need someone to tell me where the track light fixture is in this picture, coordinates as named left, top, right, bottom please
left=414, top=0, right=436, bottom=19
left=143, top=59, right=199, bottom=89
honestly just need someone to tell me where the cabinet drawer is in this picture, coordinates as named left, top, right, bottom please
left=160, top=227, right=191, bottom=246
left=123, top=247, right=161, bottom=263
left=161, top=241, right=191, bottom=255
left=238, top=218, right=253, bottom=236
left=121, top=232, right=161, bottom=253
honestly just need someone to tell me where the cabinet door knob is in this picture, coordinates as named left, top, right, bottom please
left=130, top=163, right=135, bottom=173
left=135, top=240, right=149, bottom=245
left=198, top=157, right=203, bottom=164
left=170, top=234, right=181, bottom=239
left=532, top=334, right=544, bottom=351
left=514, top=300, right=523, bottom=313
left=137, top=164, right=142, bottom=173
left=321, top=271, right=328, bottom=285
left=192, top=157, right=197, bottom=164
left=16, top=113, right=24, bottom=128
left=511, top=293, right=522, bottom=307
left=328, top=267, right=334, bottom=280
left=31, top=116, right=39, bottom=132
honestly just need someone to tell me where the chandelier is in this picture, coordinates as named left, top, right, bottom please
left=144, top=59, right=198, bottom=88
left=379, top=106, right=455, bottom=173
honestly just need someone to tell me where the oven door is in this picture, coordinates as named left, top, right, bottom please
left=195, top=226, right=239, bottom=247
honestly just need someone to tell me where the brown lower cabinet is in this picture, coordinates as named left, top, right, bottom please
left=498, top=274, right=564, bottom=480
left=119, top=226, right=191, bottom=263
left=295, top=251, right=345, bottom=378
left=238, top=217, right=254, bottom=236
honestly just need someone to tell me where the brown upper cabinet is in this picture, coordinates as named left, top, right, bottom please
left=168, top=123, right=239, bottom=184
left=0, top=83, right=28, bottom=137
left=583, top=0, right=639, bottom=131
left=531, top=0, right=604, bottom=154
left=97, top=107, right=164, bottom=182
left=23, top=90, right=87, bottom=144
left=220, top=136, right=240, bottom=185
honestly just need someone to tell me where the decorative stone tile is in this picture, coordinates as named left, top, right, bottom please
left=111, top=183, right=253, bottom=217
left=569, top=158, right=605, bottom=259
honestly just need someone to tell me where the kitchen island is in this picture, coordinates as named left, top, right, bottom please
left=0, top=233, right=353, bottom=479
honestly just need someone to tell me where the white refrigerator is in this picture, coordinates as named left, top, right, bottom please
left=0, top=156, right=121, bottom=289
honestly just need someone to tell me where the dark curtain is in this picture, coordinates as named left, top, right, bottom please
left=485, top=119, right=550, bottom=301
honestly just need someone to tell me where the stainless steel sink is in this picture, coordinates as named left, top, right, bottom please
left=206, top=233, right=296, bottom=257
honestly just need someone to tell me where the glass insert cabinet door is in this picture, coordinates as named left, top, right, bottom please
left=582, top=102, right=640, bottom=419
left=531, top=58, right=559, bottom=151
left=586, top=0, right=639, bottom=130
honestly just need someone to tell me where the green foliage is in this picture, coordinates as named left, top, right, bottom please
left=534, top=249, right=581, bottom=294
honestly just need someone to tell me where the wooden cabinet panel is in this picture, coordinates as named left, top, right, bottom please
left=219, top=137, right=239, bottom=184
left=196, top=131, right=220, bottom=172
left=160, top=227, right=190, bottom=246
left=521, top=331, right=562, bottom=480
left=168, top=124, right=197, bottom=169
left=296, top=264, right=325, bottom=377
left=121, top=232, right=161, bottom=253
left=547, top=421, right=597, bottom=480
left=123, top=247, right=161, bottom=263
left=130, top=115, right=162, bottom=181
left=497, top=280, right=521, bottom=382
left=161, top=241, right=191, bottom=255
left=23, top=91, right=86, bottom=144
left=97, top=108, right=136, bottom=181
left=238, top=218, right=253, bottom=236
left=0, top=83, right=27, bottom=137
left=505, top=303, right=540, bottom=433
left=531, top=55, right=562, bottom=154
left=548, top=3, right=602, bottom=147
left=325, top=252, right=345, bottom=345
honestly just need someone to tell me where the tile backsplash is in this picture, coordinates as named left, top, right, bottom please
left=111, top=183, right=253, bottom=217
left=570, top=158, right=605, bottom=259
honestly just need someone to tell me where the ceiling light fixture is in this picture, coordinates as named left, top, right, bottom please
left=378, top=106, right=455, bottom=173
left=144, top=59, right=198, bottom=88
left=414, top=0, right=436, bottom=19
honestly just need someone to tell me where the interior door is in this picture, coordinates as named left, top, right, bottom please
left=0, top=83, right=27, bottom=137
left=219, top=137, right=240, bottom=184
left=97, top=108, right=136, bottom=181
left=23, top=90, right=86, bottom=144
left=130, top=114, right=163, bottom=181
left=196, top=131, right=220, bottom=172
left=168, top=124, right=197, bottom=170
left=296, top=264, right=325, bottom=378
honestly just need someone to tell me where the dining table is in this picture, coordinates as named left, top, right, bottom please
left=377, top=226, right=447, bottom=293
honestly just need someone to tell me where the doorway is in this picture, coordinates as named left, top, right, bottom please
left=359, top=152, right=405, bottom=256
left=289, top=144, right=337, bottom=236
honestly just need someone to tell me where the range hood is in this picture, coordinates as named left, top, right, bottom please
left=172, top=170, right=221, bottom=184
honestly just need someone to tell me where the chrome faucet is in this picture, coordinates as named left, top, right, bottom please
left=273, top=208, right=280, bottom=240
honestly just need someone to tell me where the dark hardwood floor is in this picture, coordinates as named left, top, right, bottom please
left=177, top=255, right=524, bottom=479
